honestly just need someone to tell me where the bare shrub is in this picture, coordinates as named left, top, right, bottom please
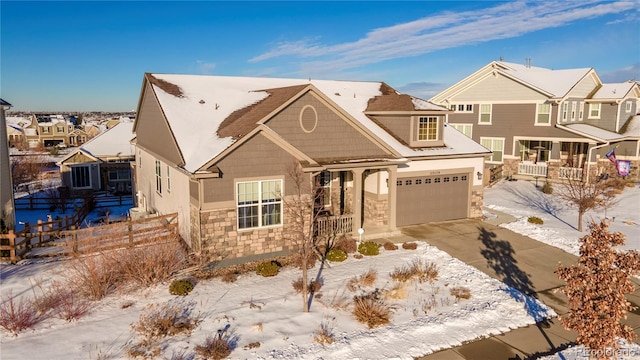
left=384, top=283, right=408, bottom=300
left=353, top=254, right=364, bottom=260
left=347, top=269, right=378, bottom=292
left=422, top=296, right=437, bottom=313
left=220, top=271, right=238, bottom=283
left=402, top=242, right=418, bottom=250
left=390, top=259, right=438, bottom=283
left=334, top=236, right=357, bottom=254
left=195, top=333, right=232, bottom=360
left=0, top=293, right=42, bottom=335
left=116, top=239, right=187, bottom=287
left=48, top=281, right=91, bottom=321
left=352, top=291, right=391, bottom=329
left=313, top=320, right=335, bottom=345
left=383, top=242, right=398, bottom=250
left=450, top=287, right=472, bottom=302
left=389, top=265, right=414, bottom=283
left=292, top=277, right=323, bottom=294
left=130, top=302, right=200, bottom=340
left=63, top=253, right=123, bottom=301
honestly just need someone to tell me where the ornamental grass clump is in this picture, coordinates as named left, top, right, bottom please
left=352, top=290, right=391, bottom=329
left=169, top=279, right=194, bottom=296
left=255, top=261, right=280, bottom=277
left=358, top=241, right=381, bottom=256
left=528, top=216, right=544, bottom=225
left=325, top=248, right=347, bottom=262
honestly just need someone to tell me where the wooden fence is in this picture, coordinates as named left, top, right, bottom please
left=315, top=214, right=353, bottom=237
left=14, top=194, right=132, bottom=210
left=488, top=164, right=504, bottom=185
left=0, top=213, right=178, bottom=264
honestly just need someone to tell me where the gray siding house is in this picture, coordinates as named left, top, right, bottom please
left=132, top=73, right=490, bottom=261
left=431, top=61, right=640, bottom=182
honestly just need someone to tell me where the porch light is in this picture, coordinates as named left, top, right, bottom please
left=477, top=171, right=483, bottom=180
left=358, top=228, right=364, bottom=244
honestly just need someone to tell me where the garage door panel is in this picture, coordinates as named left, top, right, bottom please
left=396, top=174, right=469, bottom=227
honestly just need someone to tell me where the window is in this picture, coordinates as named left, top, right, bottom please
left=519, top=140, right=551, bottom=163
left=397, top=180, right=402, bottom=186
left=155, top=160, right=162, bottom=194
left=71, top=165, right=91, bottom=189
left=237, top=180, right=282, bottom=229
left=536, top=104, right=551, bottom=125
left=480, top=137, right=505, bottom=163
left=589, top=103, right=601, bottom=119
left=316, top=171, right=331, bottom=206
left=449, top=123, right=472, bottom=138
left=417, top=117, right=438, bottom=141
left=561, top=103, right=568, bottom=122
left=626, top=101, right=632, bottom=113
left=42, top=127, right=50, bottom=134
left=443, top=177, right=450, bottom=182
left=405, top=180, right=412, bottom=185
left=451, top=104, right=473, bottom=113
left=56, top=126, right=65, bottom=133
left=425, top=178, right=432, bottom=184
left=434, top=178, right=441, bottom=183
left=108, top=169, right=130, bottom=181
left=570, top=101, right=577, bottom=121
left=166, top=166, right=171, bottom=192
left=415, top=179, right=422, bottom=185
left=479, top=104, right=492, bottom=124
left=579, top=102, right=584, bottom=120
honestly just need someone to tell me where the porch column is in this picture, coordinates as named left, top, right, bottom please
left=387, top=166, right=397, bottom=230
left=351, top=168, right=364, bottom=237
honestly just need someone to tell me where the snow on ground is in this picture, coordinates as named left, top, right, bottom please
left=0, top=242, right=554, bottom=359
left=484, top=179, right=640, bottom=255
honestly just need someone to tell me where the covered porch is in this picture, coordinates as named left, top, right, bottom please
left=512, top=139, right=589, bottom=180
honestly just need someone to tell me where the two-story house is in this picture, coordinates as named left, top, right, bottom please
left=132, top=73, right=490, bottom=261
left=431, top=61, right=640, bottom=182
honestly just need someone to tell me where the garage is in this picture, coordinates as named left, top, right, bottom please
left=396, top=173, right=470, bottom=226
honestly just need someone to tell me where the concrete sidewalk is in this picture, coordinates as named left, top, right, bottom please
left=383, top=210, right=640, bottom=360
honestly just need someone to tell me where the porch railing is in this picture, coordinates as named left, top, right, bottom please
left=518, top=162, right=548, bottom=177
left=559, top=167, right=583, bottom=180
left=315, top=215, right=353, bottom=237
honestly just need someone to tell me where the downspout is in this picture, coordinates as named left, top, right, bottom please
left=586, top=142, right=610, bottom=183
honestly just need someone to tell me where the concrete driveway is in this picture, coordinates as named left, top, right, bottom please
left=392, top=217, right=640, bottom=359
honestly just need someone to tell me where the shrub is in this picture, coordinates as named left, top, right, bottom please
left=169, top=279, right=194, bottom=296
left=390, top=259, right=438, bottom=283
left=130, top=302, right=200, bottom=340
left=220, top=271, right=238, bottom=283
left=352, top=291, right=391, bottom=329
left=0, top=293, right=42, bottom=335
left=450, top=287, right=472, bottom=302
left=346, top=269, right=377, bottom=292
left=291, top=252, right=316, bottom=270
left=334, top=236, right=357, bottom=253
left=195, top=333, right=232, bottom=360
left=117, top=239, right=187, bottom=287
left=313, top=320, right=335, bottom=345
left=353, top=254, right=363, bottom=260
left=255, top=261, right=279, bottom=277
left=63, top=253, right=121, bottom=301
left=358, top=241, right=381, bottom=256
left=402, top=242, right=418, bottom=250
left=325, top=248, right=347, bottom=262
left=293, top=277, right=323, bottom=293
left=383, top=242, right=398, bottom=250
left=625, top=181, right=636, bottom=188
left=528, top=216, right=544, bottom=225
left=542, top=181, right=553, bottom=194
left=384, top=283, right=408, bottom=300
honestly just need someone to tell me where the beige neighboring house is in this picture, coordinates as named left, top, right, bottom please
left=57, top=122, right=135, bottom=195
left=431, top=60, right=640, bottom=182
left=133, top=73, right=490, bottom=261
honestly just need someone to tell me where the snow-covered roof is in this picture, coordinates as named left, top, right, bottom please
left=621, top=115, right=640, bottom=137
left=62, top=122, right=135, bottom=162
left=559, top=123, right=638, bottom=142
left=591, top=82, right=636, bottom=100
left=499, top=62, right=592, bottom=98
left=149, top=74, right=488, bottom=173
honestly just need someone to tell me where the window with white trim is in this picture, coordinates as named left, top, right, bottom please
left=449, top=123, right=472, bottom=138
left=579, top=102, right=584, bottom=120
left=450, top=104, right=473, bottom=113
left=166, top=165, right=171, bottom=192
left=237, top=180, right=282, bottom=229
left=42, top=127, right=50, bottom=134
left=561, top=103, right=568, bottom=122
left=589, top=103, right=601, bottom=119
left=71, top=165, right=91, bottom=189
left=108, top=169, right=130, bottom=181
left=479, top=104, right=492, bottom=124
left=536, top=103, right=551, bottom=125
left=155, top=160, right=162, bottom=194
left=417, top=117, right=438, bottom=141
left=570, top=101, right=577, bottom=121
left=626, top=101, right=632, bottom=113
left=480, top=137, right=504, bottom=163
left=316, top=171, right=331, bottom=207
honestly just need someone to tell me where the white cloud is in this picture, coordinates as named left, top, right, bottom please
left=196, top=60, right=216, bottom=74
left=599, top=63, right=640, bottom=82
left=250, top=1, right=636, bottom=74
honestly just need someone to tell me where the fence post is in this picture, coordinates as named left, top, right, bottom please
left=8, top=231, right=17, bottom=264
left=71, top=226, right=78, bottom=254
left=128, top=217, right=134, bottom=248
left=37, top=219, right=43, bottom=233
left=119, top=195, right=122, bottom=206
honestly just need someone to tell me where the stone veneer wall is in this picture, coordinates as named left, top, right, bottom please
left=189, top=204, right=201, bottom=252
left=470, top=189, right=483, bottom=218
left=593, top=159, right=639, bottom=182
left=198, top=208, right=288, bottom=261
left=364, top=192, right=388, bottom=226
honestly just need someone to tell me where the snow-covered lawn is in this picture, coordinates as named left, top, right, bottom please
left=484, top=179, right=640, bottom=255
left=0, top=242, right=553, bottom=359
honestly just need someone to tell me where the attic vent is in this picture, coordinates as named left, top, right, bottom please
left=199, top=99, right=205, bottom=104
left=299, top=105, right=318, bottom=133
left=335, top=93, right=341, bottom=96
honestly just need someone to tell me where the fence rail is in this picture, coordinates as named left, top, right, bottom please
left=315, top=215, right=353, bottom=237
left=14, top=194, right=132, bottom=210
left=489, top=164, right=504, bottom=184
left=518, top=162, right=548, bottom=177
left=0, top=213, right=178, bottom=263
left=559, top=167, right=584, bottom=180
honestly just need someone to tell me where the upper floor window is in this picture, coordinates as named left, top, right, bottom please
left=56, top=126, right=65, bottom=133
left=450, top=104, right=473, bottom=113
left=536, top=103, right=551, bottom=125
left=625, top=101, right=632, bottom=113
left=579, top=102, right=584, bottom=120
left=42, top=127, right=50, bottom=134
left=588, top=103, right=601, bottom=119
left=166, top=165, right=171, bottom=192
left=237, top=180, right=282, bottom=230
left=561, top=103, right=568, bottom=122
left=570, top=101, right=577, bottom=121
left=418, top=117, right=438, bottom=141
left=155, top=160, right=162, bottom=194
left=479, top=104, right=492, bottom=124
left=449, top=123, right=472, bottom=138
left=480, top=137, right=504, bottom=163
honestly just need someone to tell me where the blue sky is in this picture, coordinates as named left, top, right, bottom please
left=1, top=1, right=639, bottom=112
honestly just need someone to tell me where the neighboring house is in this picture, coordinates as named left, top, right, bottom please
left=430, top=61, right=640, bottom=182
left=6, top=124, right=25, bottom=148
left=22, top=114, right=91, bottom=148
left=57, top=122, right=135, bottom=195
left=133, top=73, right=489, bottom=261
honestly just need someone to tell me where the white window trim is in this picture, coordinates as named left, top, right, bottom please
left=588, top=103, right=601, bottom=119
left=535, top=103, right=552, bottom=126
left=317, top=171, right=331, bottom=207
left=449, top=123, right=473, bottom=138
left=480, top=137, right=505, bottom=163
left=155, top=160, right=162, bottom=195
left=236, top=179, right=283, bottom=230
left=451, top=104, right=473, bottom=113
left=166, top=165, right=171, bottom=193
left=71, top=164, right=92, bottom=189
left=478, top=104, right=492, bottom=124
left=570, top=101, right=577, bottom=122
left=579, top=102, right=584, bottom=120
left=625, top=101, right=632, bottom=113
left=417, top=116, right=439, bottom=141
